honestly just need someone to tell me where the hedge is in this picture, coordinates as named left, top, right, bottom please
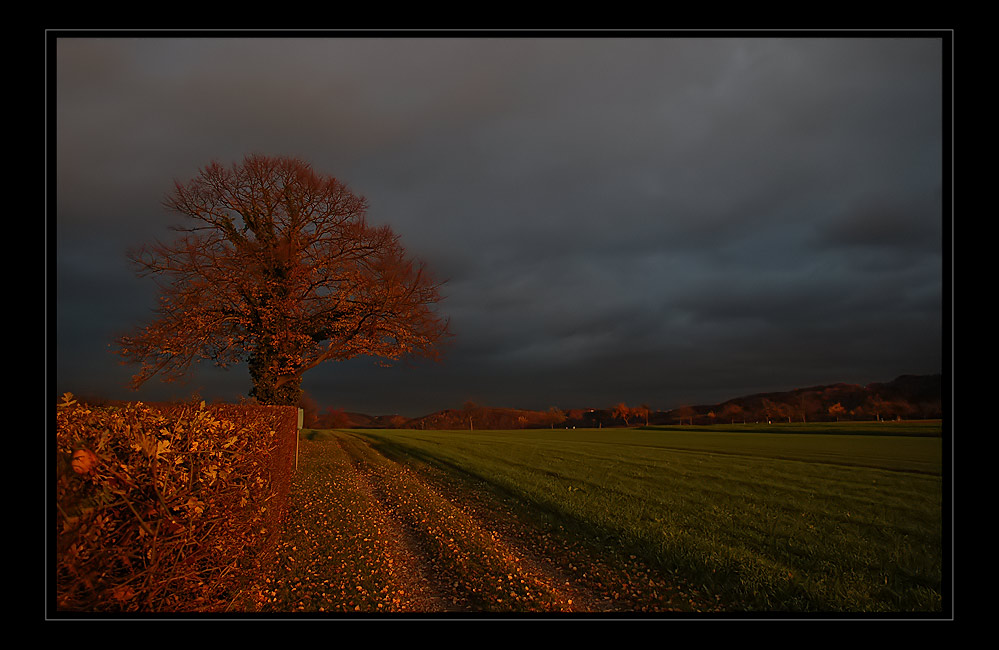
left=54, top=394, right=297, bottom=613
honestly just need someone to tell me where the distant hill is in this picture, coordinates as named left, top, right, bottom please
left=310, top=374, right=942, bottom=430
left=695, top=374, right=943, bottom=426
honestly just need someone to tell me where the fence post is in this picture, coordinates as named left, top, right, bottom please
left=296, top=408, right=303, bottom=471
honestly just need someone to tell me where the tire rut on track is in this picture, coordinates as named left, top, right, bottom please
left=337, top=433, right=602, bottom=613
left=336, top=435, right=465, bottom=612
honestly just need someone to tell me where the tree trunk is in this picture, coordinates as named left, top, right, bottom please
left=248, top=349, right=303, bottom=406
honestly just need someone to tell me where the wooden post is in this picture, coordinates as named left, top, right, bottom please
left=296, top=408, right=303, bottom=471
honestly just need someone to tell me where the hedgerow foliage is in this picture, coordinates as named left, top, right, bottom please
left=55, top=394, right=297, bottom=612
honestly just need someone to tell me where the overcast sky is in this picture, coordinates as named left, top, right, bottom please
left=51, top=33, right=947, bottom=417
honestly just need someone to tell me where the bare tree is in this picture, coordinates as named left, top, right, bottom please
left=612, top=402, right=633, bottom=426
left=118, top=155, right=450, bottom=405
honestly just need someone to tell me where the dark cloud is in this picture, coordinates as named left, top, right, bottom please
left=52, top=34, right=946, bottom=416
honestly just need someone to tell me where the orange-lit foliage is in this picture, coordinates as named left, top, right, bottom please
left=55, top=393, right=297, bottom=612
left=612, top=403, right=633, bottom=426
left=315, top=406, right=353, bottom=429
left=546, top=407, right=567, bottom=429
left=673, top=405, right=697, bottom=426
left=118, top=155, right=450, bottom=406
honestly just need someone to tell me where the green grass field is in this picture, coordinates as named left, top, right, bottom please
left=350, top=422, right=945, bottom=613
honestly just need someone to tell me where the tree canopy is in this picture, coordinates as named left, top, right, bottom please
left=118, top=154, right=450, bottom=405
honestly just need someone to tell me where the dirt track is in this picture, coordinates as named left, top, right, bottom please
left=243, top=433, right=722, bottom=615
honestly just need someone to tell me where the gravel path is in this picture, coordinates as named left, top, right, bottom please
left=240, top=433, right=723, bottom=615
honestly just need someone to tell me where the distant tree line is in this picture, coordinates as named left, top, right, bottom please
left=289, top=374, right=942, bottom=430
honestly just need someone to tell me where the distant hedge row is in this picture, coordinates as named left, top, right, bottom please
left=54, top=395, right=298, bottom=613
